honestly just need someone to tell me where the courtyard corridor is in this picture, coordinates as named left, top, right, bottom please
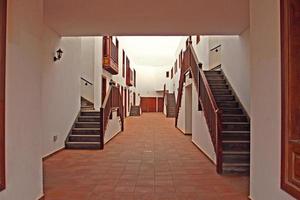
left=44, top=113, right=249, bottom=200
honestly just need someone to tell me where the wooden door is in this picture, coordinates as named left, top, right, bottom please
left=281, top=0, right=300, bottom=198
left=158, top=97, right=164, bottom=112
left=0, top=0, right=6, bottom=191
left=140, top=97, right=156, bottom=112
left=102, top=76, right=107, bottom=105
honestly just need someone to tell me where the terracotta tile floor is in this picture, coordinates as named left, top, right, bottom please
left=44, top=113, right=249, bottom=200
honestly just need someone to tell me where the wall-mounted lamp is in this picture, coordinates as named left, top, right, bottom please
left=54, top=49, right=63, bottom=62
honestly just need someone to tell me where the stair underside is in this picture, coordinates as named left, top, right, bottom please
left=205, top=70, right=250, bottom=175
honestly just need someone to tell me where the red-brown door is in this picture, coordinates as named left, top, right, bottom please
left=281, top=0, right=300, bottom=198
left=140, top=97, right=156, bottom=112
left=102, top=76, right=107, bottom=105
left=0, top=0, right=6, bottom=191
left=158, top=97, right=164, bottom=112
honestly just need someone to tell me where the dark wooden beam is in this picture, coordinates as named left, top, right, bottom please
left=0, top=0, right=6, bottom=191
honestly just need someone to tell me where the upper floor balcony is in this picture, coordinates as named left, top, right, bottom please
left=103, top=36, right=119, bottom=75
left=126, top=57, right=134, bottom=86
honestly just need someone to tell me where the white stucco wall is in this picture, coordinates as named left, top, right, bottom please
left=191, top=83, right=217, bottom=163
left=209, top=30, right=251, bottom=114
left=135, top=65, right=169, bottom=98
left=0, top=0, right=44, bottom=199
left=177, top=86, right=186, bottom=133
left=177, top=77, right=193, bottom=134
left=80, top=37, right=95, bottom=103
left=104, top=111, right=122, bottom=144
left=249, top=0, right=295, bottom=199
left=42, top=32, right=82, bottom=157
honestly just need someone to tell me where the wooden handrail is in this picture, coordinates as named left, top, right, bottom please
left=175, top=43, right=223, bottom=173
left=100, top=84, right=124, bottom=148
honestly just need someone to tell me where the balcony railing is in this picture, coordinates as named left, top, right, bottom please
left=126, top=57, right=134, bottom=86
left=103, top=36, right=119, bottom=75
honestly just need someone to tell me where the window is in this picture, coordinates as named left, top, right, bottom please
left=171, top=68, right=173, bottom=79
left=281, top=0, right=300, bottom=199
left=166, top=71, right=169, bottom=78
left=174, top=60, right=178, bottom=74
left=0, top=0, right=6, bottom=191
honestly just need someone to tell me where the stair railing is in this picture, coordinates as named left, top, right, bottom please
left=100, top=84, right=124, bottom=149
left=175, top=42, right=223, bottom=173
left=175, top=43, right=192, bottom=126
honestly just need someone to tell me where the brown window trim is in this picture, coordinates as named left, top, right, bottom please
left=0, top=0, right=6, bottom=191
left=281, top=0, right=300, bottom=199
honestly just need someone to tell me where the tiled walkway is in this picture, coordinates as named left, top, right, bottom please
left=44, top=113, right=249, bottom=200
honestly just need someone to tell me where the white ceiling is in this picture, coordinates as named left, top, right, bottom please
left=118, top=36, right=183, bottom=67
left=44, top=0, right=249, bottom=36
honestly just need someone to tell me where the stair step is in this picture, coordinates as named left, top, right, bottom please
left=223, top=151, right=250, bottom=164
left=75, top=122, right=101, bottom=128
left=222, top=163, right=250, bottom=175
left=209, top=84, right=229, bottom=89
left=212, top=90, right=232, bottom=95
left=65, top=141, right=102, bottom=149
left=222, top=131, right=250, bottom=141
left=78, top=116, right=100, bottom=122
left=222, top=140, right=250, bottom=151
left=72, top=128, right=100, bottom=135
left=217, top=101, right=240, bottom=108
left=222, top=122, right=250, bottom=131
left=222, top=108, right=244, bottom=114
left=69, top=135, right=100, bottom=142
left=215, top=95, right=235, bottom=101
left=81, top=111, right=100, bottom=116
left=206, top=76, right=225, bottom=80
left=81, top=106, right=94, bottom=110
left=208, top=80, right=227, bottom=84
left=222, top=114, right=248, bottom=122
left=204, top=71, right=222, bottom=75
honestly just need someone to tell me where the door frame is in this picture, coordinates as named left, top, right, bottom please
left=281, top=0, right=300, bottom=198
left=0, top=0, right=6, bottom=191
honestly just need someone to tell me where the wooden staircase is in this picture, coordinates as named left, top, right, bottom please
left=65, top=85, right=124, bottom=150
left=130, top=105, right=141, bottom=116
left=205, top=70, right=250, bottom=175
left=166, top=93, right=176, bottom=118
left=175, top=42, right=251, bottom=175
left=65, top=110, right=102, bottom=149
